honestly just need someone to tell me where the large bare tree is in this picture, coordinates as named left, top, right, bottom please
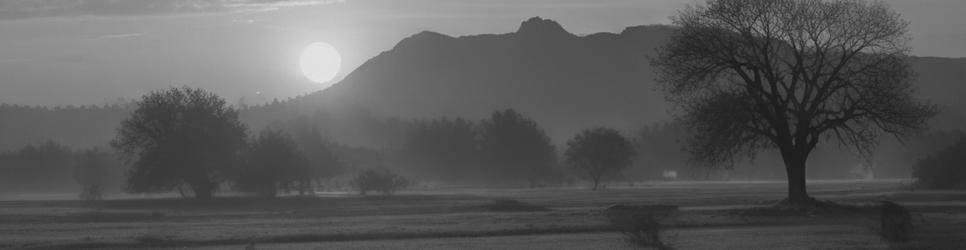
left=652, top=0, right=935, bottom=205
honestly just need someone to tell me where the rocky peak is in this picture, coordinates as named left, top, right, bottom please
left=516, top=16, right=574, bottom=39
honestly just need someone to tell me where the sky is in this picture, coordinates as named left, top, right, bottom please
left=0, top=0, right=963, bottom=106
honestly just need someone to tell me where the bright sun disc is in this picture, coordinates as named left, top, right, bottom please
left=299, top=42, right=342, bottom=84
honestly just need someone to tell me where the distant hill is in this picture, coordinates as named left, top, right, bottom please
left=274, top=17, right=966, bottom=144
left=2, top=17, right=965, bottom=154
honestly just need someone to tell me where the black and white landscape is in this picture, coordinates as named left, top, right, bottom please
left=1, top=0, right=965, bottom=249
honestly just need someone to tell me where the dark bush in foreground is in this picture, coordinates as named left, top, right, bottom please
left=603, top=204, right=677, bottom=249
left=913, top=137, right=966, bottom=189
left=881, top=201, right=913, bottom=242
left=350, top=169, right=410, bottom=195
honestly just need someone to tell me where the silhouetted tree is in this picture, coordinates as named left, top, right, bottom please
left=0, top=141, right=76, bottom=191
left=111, top=87, right=248, bottom=199
left=479, top=109, right=558, bottom=185
left=234, top=129, right=308, bottom=198
left=290, top=127, right=343, bottom=195
left=653, top=0, right=936, bottom=205
left=565, top=128, right=635, bottom=190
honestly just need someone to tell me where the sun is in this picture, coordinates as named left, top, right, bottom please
left=299, top=42, right=342, bottom=84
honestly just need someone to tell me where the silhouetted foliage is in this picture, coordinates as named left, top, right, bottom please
left=292, top=128, right=344, bottom=194
left=0, top=142, right=124, bottom=194
left=603, top=204, right=678, bottom=249
left=233, top=129, right=309, bottom=198
left=653, top=0, right=935, bottom=204
left=0, top=141, right=74, bottom=191
left=350, top=169, right=410, bottom=196
left=111, top=87, right=248, bottom=199
left=272, top=116, right=347, bottom=194
left=73, top=148, right=117, bottom=201
left=565, top=127, right=635, bottom=190
left=880, top=201, right=913, bottom=242
left=913, top=137, right=966, bottom=189
left=479, top=109, right=559, bottom=185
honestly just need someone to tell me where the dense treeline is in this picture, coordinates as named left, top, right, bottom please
left=0, top=141, right=123, bottom=194
left=2, top=86, right=964, bottom=198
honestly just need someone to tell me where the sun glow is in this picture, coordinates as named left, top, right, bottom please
left=299, top=42, right=342, bottom=85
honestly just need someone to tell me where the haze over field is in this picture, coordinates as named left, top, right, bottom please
left=2, top=1, right=966, bottom=249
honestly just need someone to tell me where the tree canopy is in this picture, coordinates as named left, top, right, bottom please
left=111, top=87, right=248, bottom=199
left=233, top=129, right=308, bottom=197
left=479, top=109, right=559, bottom=184
left=652, top=0, right=935, bottom=204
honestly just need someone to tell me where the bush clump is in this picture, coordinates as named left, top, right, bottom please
left=350, top=169, right=410, bottom=195
left=913, top=138, right=966, bottom=189
left=880, top=201, right=913, bottom=242
left=603, top=204, right=677, bottom=249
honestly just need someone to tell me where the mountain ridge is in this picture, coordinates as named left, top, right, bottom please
left=280, top=17, right=963, bottom=146
left=1, top=17, right=964, bottom=152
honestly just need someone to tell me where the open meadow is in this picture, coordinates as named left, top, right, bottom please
left=2, top=179, right=965, bottom=249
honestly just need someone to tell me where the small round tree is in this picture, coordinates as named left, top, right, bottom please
left=234, top=129, right=309, bottom=198
left=479, top=109, right=558, bottom=185
left=565, top=127, right=635, bottom=190
left=111, top=87, right=248, bottom=199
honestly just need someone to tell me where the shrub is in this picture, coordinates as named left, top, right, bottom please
left=350, top=169, right=410, bottom=195
left=880, top=201, right=913, bottom=242
left=233, top=129, right=309, bottom=198
left=913, top=137, right=966, bottom=189
left=603, top=204, right=677, bottom=249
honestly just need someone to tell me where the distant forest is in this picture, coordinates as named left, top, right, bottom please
left=1, top=100, right=962, bottom=194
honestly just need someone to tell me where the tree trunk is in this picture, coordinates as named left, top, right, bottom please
left=782, top=152, right=810, bottom=205
left=592, top=176, right=600, bottom=191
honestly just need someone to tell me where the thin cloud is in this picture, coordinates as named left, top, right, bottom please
left=0, top=0, right=344, bottom=20
left=88, top=32, right=147, bottom=41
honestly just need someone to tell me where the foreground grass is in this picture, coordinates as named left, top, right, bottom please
left=2, top=180, right=965, bottom=249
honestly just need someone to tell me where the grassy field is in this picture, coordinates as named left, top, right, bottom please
left=2, top=180, right=965, bottom=249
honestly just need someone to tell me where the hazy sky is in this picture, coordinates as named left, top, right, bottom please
left=0, top=0, right=963, bottom=106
